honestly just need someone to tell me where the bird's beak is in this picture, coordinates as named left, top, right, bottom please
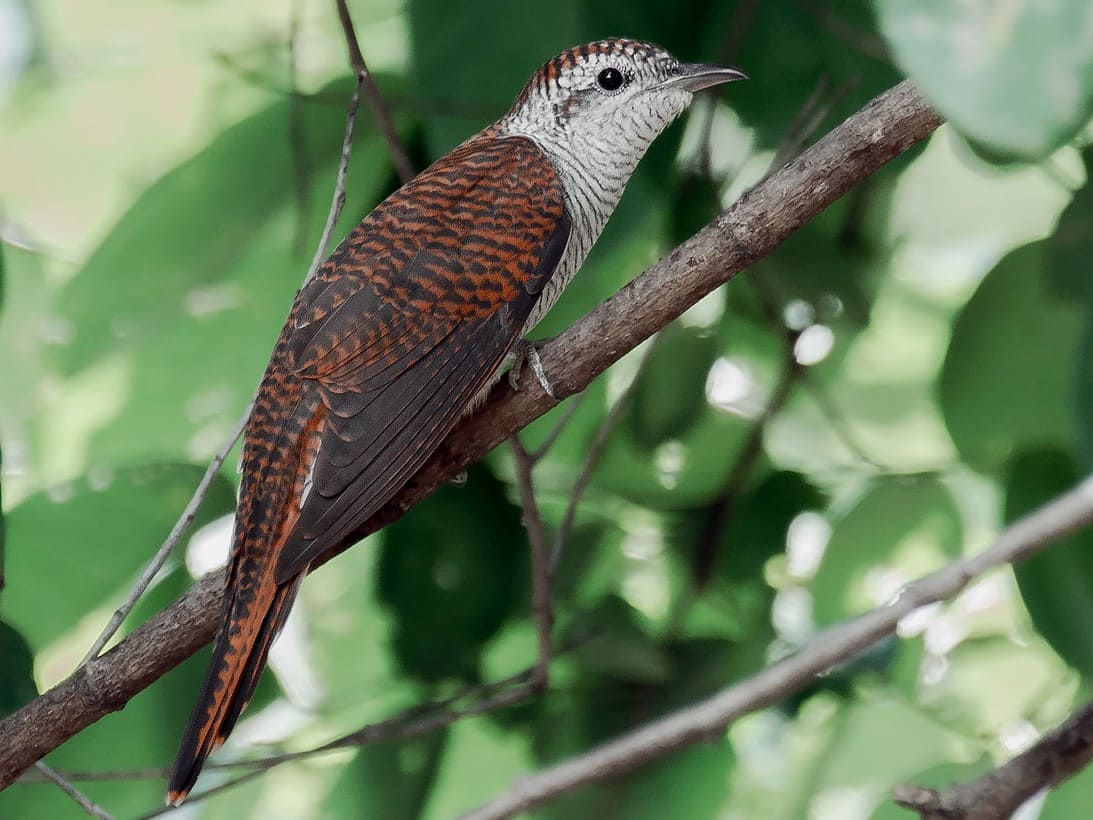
left=659, top=63, right=748, bottom=93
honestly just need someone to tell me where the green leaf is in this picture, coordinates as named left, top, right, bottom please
left=1049, top=150, right=1093, bottom=468
left=1005, top=447, right=1093, bottom=675
left=377, top=464, right=527, bottom=683
left=408, top=0, right=580, bottom=157
left=599, top=402, right=751, bottom=510
left=324, top=734, right=448, bottom=820
left=750, top=195, right=892, bottom=329
left=535, top=636, right=740, bottom=819
left=55, top=76, right=398, bottom=376
left=812, top=476, right=962, bottom=626
left=1, top=462, right=236, bottom=650
left=563, top=595, right=672, bottom=685
left=1077, top=320, right=1093, bottom=470
left=0, top=443, right=5, bottom=600
left=718, top=1, right=903, bottom=151
left=1047, top=148, right=1093, bottom=304
left=599, top=742, right=733, bottom=820
left=0, top=620, right=36, bottom=717
left=1039, top=753, right=1093, bottom=819
left=940, top=242, right=1082, bottom=473
left=626, top=324, right=718, bottom=449
left=67, top=116, right=399, bottom=468
left=877, top=0, right=1093, bottom=159
left=720, top=470, right=824, bottom=584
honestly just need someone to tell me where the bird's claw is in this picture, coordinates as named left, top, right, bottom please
left=509, top=340, right=556, bottom=400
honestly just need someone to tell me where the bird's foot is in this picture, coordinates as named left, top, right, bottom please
left=449, top=470, right=468, bottom=487
left=509, top=339, right=556, bottom=400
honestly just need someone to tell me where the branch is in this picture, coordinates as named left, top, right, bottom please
left=895, top=699, right=1093, bottom=820
left=334, top=0, right=415, bottom=185
left=0, top=80, right=943, bottom=791
left=76, top=408, right=251, bottom=667
left=550, top=340, right=656, bottom=573
left=459, top=476, right=1093, bottom=819
left=508, top=439, right=554, bottom=685
left=34, top=762, right=114, bottom=819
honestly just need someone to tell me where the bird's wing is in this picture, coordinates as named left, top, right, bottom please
left=273, top=135, right=570, bottom=582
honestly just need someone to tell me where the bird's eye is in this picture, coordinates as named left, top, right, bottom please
left=596, top=67, right=625, bottom=92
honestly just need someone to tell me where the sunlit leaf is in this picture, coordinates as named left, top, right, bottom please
left=535, top=636, right=740, bottom=819
left=812, top=476, right=961, bottom=626
left=877, top=0, right=1093, bottom=159
left=56, top=76, right=402, bottom=376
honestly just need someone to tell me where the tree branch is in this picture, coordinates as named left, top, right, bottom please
left=333, top=0, right=415, bottom=185
left=508, top=439, right=554, bottom=686
left=0, top=80, right=942, bottom=792
left=895, top=699, right=1093, bottom=820
left=459, top=476, right=1093, bottom=819
left=34, top=762, right=114, bottom=819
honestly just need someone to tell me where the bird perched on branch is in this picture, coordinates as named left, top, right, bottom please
left=167, top=37, right=745, bottom=804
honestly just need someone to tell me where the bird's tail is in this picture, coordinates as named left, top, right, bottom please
left=166, top=565, right=304, bottom=805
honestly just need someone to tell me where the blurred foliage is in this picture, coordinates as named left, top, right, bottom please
left=0, top=1, right=1091, bottom=819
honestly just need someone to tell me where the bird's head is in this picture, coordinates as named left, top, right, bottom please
left=502, top=38, right=746, bottom=154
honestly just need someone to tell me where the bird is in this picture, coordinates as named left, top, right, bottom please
left=166, top=37, right=745, bottom=804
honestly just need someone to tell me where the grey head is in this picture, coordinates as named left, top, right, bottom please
left=495, top=38, right=746, bottom=332
left=499, top=37, right=746, bottom=178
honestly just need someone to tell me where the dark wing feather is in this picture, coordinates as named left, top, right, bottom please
left=273, top=139, right=570, bottom=582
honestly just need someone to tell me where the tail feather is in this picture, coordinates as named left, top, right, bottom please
left=166, top=571, right=304, bottom=806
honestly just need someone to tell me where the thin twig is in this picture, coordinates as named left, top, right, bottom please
left=529, top=394, right=586, bottom=463
left=509, top=439, right=555, bottom=685
left=797, top=0, right=892, bottom=64
left=333, top=0, right=415, bottom=185
left=77, top=0, right=394, bottom=677
left=34, top=762, right=114, bottom=819
left=20, top=671, right=536, bottom=790
left=78, top=407, right=252, bottom=667
left=549, top=341, right=658, bottom=574
left=305, top=71, right=363, bottom=283
left=764, top=75, right=861, bottom=180
left=799, top=373, right=882, bottom=468
left=460, top=476, right=1093, bottom=819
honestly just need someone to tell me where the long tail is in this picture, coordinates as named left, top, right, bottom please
left=166, top=566, right=304, bottom=805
